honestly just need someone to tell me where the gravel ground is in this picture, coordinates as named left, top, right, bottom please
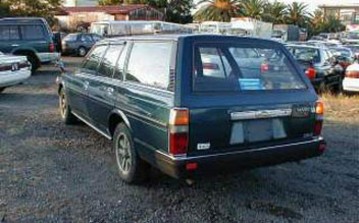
left=0, top=57, right=358, bottom=223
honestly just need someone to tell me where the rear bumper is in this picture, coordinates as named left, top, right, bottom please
left=36, top=52, right=60, bottom=63
left=155, top=138, right=326, bottom=179
left=343, top=78, right=359, bottom=92
left=0, top=69, right=31, bottom=88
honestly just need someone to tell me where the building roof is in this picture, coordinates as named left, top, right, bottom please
left=56, top=4, right=157, bottom=16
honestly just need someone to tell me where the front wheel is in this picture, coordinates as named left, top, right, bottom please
left=113, top=123, right=150, bottom=184
left=59, top=88, right=77, bottom=124
left=78, top=47, right=87, bottom=57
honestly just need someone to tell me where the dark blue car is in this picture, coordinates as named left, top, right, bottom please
left=57, top=34, right=326, bottom=184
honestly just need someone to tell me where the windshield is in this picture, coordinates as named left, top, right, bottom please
left=348, top=32, right=359, bottom=39
left=193, top=43, right=306, bottom=92
left=330, top=48, right=351, bottom=57
left=63, top=34, right=78, bottom=41
left=286, top=47, right=321, bottom=63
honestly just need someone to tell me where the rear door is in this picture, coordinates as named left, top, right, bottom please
left=19, top=25, right=50, bottom=55
left=65, top=44, right=108, bottom=119
left=86, top=43, right=125, bottom=132
left=179, top=38, right=318, bottom=156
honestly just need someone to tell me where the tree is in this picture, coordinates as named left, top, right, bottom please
left=7, top=0, right=62, bottom=26
left=261, top=1, right=287, bottom=24
left=194, top=0, right=242, bottom=22
left=240, top=0, right=265, bottom=20
left=165, top=0, right=193, bottom=24
left=0, top=1, right=10, bottom=17
left=285, top=2, right=310, bottom=27
left=99, top=0, right=123, bottom=6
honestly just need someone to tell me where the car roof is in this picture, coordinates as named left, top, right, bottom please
left=0, top=17, right=47, bottom=24
left=98, top=34, right=284, bottom=44
left=286, top=44, right=321, bottom=50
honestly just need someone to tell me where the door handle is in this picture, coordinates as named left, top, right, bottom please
left=83, top=81, right=89, bottom=90
left=107, top=87, right=114, bottom=95
left=11, top=44, right=19, bottom=47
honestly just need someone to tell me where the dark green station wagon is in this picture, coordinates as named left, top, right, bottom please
left=57, top=34, right=326, bottom=183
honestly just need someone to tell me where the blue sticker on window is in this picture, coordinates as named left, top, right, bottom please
left=238, top=78, right=264, bottom=90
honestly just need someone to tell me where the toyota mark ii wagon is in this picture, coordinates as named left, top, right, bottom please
left=57, top=35, right=326, bottom=183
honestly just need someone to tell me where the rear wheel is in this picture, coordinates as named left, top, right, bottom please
left=59, top=88, right=77, bottom=124
left=27, top=55, right=40, bottom=75
left=113, top=123, right=150, bottom=184
left=78, top=47, right=87, bottom=57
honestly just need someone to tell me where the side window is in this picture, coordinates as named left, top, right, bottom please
left=126, top=42, right=172, bottom=90
left=196, top=47, right=230, bottom=78
left=81, top=34, right=92, bottom=42
left=91, top=35, right=102, bottom=42
left=0, top=26, right=20, bottom=41
left=20, top=25, right=45, bottom=40
left=114, top=45, right=129, bottom=80
left=82, top=45, right=108, bottom=72
left=98, top=45, right=124, bottom=77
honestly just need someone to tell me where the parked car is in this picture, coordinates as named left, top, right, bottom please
left=61, top=33, right=102, bottom=56
left=286, top=44, right=344, bottom=92
left=346, top=45, right=359, bottom=59
left=328, top=47, right=355, bottom=70
left=57, top=35, right=326, bottom=184
left=343, top=61, right=359, bottom=93
left=0, top=17, right=61, bottom=74
left=0, top=51, right=31, bottom=93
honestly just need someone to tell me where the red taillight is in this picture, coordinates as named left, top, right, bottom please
left=314, top=101, right=324, bottom=136
left=261, top=63, right=269, bottom=72
left=49, top=43, right=55, bottom=52
left=203, top=63, right=219, bottom=70
left=346, top=70, right=359, bottom=78
left=186, top=162, right=198, bottom=171
left=305, top=67, right=316, bottom=80
left=169, top=108, right=189, bottom=156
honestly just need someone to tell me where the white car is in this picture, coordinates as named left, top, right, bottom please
left=0, top=52, right=31, bottom=93
left=343, top=62, right=359, bottom=93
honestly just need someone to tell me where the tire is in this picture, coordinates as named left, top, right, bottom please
left=78, top=47, right=87, bottom=57
left=59, top=88, right=77, bottom=124
left=0, top=87, right=5, bottom=93
left=27, top=55, right=39, bottom=75
left=113, top=123, right=150, bottom=184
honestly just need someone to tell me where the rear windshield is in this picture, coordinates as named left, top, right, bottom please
left=287, top=46, right=321, bottom=63
left=193, top=43, right=306, bottom=92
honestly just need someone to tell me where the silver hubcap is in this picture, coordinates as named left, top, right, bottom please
left=79, top=48, right=86, bottom=56
left=116, top=133, right=132, bottom=174
left=59, top=93, right=67, bottom=118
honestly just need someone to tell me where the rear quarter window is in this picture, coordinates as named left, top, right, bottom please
left=193, top=42, right=306, bottom=92
left=20, top=25, right=46, bottom=40
left=0, top=26, right=20, bottom=41
left=126, top=41, right=173, bottom=90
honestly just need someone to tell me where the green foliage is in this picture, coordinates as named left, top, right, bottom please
left=0, top=1, right=11, bottom=17
left=194, top=0, right=242, bottom=22
left=285, top=2, right=310, bottom=27
left=98, top=0, right=193, bottom=24
left=3, top=0, right=61, bottom=26
left=240, top=0, right=266, bottom=20
left=261, top=1, right=287, bottom=24
left=99, top=0, right=123, bottom=6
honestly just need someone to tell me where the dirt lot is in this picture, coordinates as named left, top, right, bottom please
left=0, top=57, right=358, bottom=223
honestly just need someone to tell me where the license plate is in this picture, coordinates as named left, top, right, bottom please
left=246, top=119, right=273, bottom=142
left=11, top=63, right=19, bottom=72
left=230, top=119, right=287, bottom=145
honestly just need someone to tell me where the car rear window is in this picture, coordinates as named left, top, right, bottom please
left=64, top=34, right=78, bottom=41
left=193, top=43, right=306, bottom=92
left=287, top=46, right=321, bottom=63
